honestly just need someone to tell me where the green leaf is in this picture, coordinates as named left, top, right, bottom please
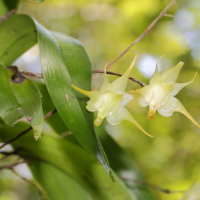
left=0, top=14, right=37, bottom=66
left=34, top=0, right=44, bottom=2
left=32, top=18, right=112, bottom=176
left=0, top=154, right=21, bottom=168
left=30, top=161, right=92, bottom=200
left=0, top=66, right=43, bottom=139
left=35, top=82, right=70, bottom=138
left=0, top=13, right=111, bottom=177
left=0, top=65, right=24, bottom=126
left=97, top=126, right=157, bottom=200
left=8, top=76, right=44, bottom=139
left=0, top=0, right=19, bottom=17
left=0, top=121, right=135, bottom=200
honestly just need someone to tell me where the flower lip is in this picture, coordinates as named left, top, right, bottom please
left=147, top=108, right=156, bottom=120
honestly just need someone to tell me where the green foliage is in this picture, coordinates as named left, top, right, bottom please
left=1, top=0, right=200, bottom=200
left=0, top=0, right=19, bottom=17
left=0, top=15, right=37, bottom=65
left=0, top=66, right=43, bottom=139
left=34, top=17, right=112, bottom=175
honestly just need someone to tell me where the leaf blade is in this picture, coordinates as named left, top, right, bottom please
left=32, top=18, right=112, bottom=176
left=0, top=65, right=24, bottom=126
left=0, top=14, right=37, bottom=66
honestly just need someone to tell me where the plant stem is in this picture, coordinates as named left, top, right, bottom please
left=93, top=70, right=145, bottom=87
left=92, top=0, right=178, bottom=80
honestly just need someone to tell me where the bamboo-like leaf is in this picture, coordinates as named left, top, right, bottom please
left=0, top=66, right=43, bottom=139
left=30, top=161, right=92, bottom=200
left=0, top=14, right=37, bottom=66
left=0, top=65, right=24, bottom=126
left=34, top=0, right=44, bottom=2
left=0, top=121, right=136, bottom=200
left=32, top=18, right=112, bottom=176
left=96, top=126, right=157, bottom=200
left=0, top=14, right=111, bottom=177
left=8, top=74, right=44, bottom=139
left=0, top=0, right=19, bottom=17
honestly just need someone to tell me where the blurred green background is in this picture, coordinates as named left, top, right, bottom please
left=1, top=0, right=200, bottom=199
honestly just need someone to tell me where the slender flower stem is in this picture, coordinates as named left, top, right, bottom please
left=0, top=9, right=17, bottom=23
left=0, top=109, right=57, bottom=150
left=92, top=0, right=178, bottom=80
left=18, top=70, right=146, bottom=87
left=93, top=70, right=145, bottom=87
left=11, top=169, right=46, bottom=200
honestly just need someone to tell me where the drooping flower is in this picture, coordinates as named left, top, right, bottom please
left=72, top=54, right=153, bottom=137
left=131, top=56, right=200, bottom=127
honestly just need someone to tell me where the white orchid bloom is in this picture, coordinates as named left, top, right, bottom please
left=72, top=54, right=153, bottom=137
left=132, top=56, right=199, bottom=128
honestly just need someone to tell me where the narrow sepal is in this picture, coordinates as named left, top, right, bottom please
left=161, top=61, right=184, bottom=84
left=99, top=62, right=112, bottom=94
left=111, top=53, right=138, bottom=92
left=71, top=84, right=92, bottom=97
left=72, top=84, right=100, bottom=112
left=107, top=107, right=153, bottom=137
left=149, top=55, right=164, bottom=85
left=158, top=97, right=200, bottom=128
left=171, top=72, right=198, bottom=96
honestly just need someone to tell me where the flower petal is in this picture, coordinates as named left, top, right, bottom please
left=121, top=92, right=134, bottom=106
left=86, top=93, right=101, bottom=112
left=158, top=96, right=200, bottom=127
left=111, top=53, right=138, bottom=92
left=131, top=86, right=150, bottom=107
left=130, top=87, right=143, bottom=95
left=94, top=92, right=123, bottom=126
left=161, top=61, right=184, bottom=84
left=138, top=96, right=148, bottom=107
left=71, top=84, right=101, bottom=111
left=107, top=106, right=153, bottom=137
left=99, top=63, right=112, bottom=94
left=171, top=72, right=198, bottom=96
left=161, top=92, right=171, bottom=109
left=149, top=55, right=164, bottom=85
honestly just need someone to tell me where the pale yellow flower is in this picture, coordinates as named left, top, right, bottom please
left=132, top=57, right=199, bottom=127
left=72, top=54, right=153, bottom=137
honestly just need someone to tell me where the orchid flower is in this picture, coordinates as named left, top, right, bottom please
left=131, top=56, right=200, bottom=127
left=72, top=54, right=153, bottom=137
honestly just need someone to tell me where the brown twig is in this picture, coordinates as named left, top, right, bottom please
left=0, top=160, right=27, bottom=170
left=20, top=71, right=43, bottom=78
left=17, top=70, right=146, bottom=87
left=122, top=177, right=185, bottom=194
left=0, top=109, right=57, bottom=150
left=93, top=70, right=146, bottom=87
left=0, top=127, right=32, bottom=150
left=92, top=0, right=178, bottom=80
left=11, top=169, right=46, bottom=200
left=44, top=108, right=57, bottom=120
left=0, top=9, right=17, bottom=23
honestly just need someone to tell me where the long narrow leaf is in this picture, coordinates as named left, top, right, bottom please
left=0, top=14, right=37, bottom=66
left=32, top=18, right=112, bottom=177
left=0, top=0, right=19, bottom=17
left=0, top=65, right=23, bottom=126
